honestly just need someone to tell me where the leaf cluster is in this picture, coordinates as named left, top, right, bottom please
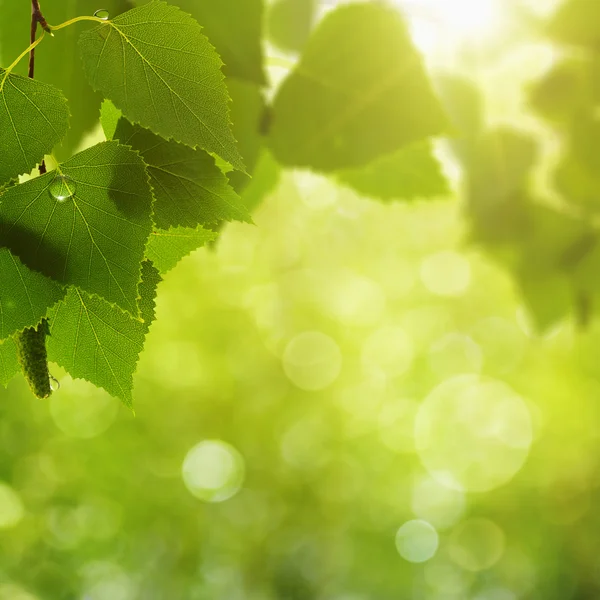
left=0, top=0, right=449, bottom=404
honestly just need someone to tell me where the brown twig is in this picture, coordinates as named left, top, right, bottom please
left=29, top=0, right=48, bottom=174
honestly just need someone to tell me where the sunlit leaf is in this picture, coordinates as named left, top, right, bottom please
left=100, top=98, right=123, bottom=141
left=529, top=57, right=600, bottom=121
left=0, top=141, right=153, bottom=316
left=240, top=150, right=281, bottom=213
left=111, top=116, right=249, bottom=228
left=547, top=0, right=600, bottom=47
left=336, top=142, right=449, bottom=202
left=0, top=337, right=18, bottom=387
left=165, top=0, right=266, bottom=85
left=79, top=0, right=245, bottom=171
left=0, top=0, right=130, bottom=159
left=0, top=249, right=65, bottom=341
left=146, top=226, right=217, bottom=273
left=268, top=2, right=447, bottom=171
left=0, top=70, right=69, bottom=186
left=267, top=0, right=316, bottom=54
left=47, top=261, right=161, bottom=406
left=226, top=79, right=267, bottom=194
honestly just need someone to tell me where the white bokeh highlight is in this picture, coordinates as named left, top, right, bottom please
left=395, top=519, right=439, bottom=563
left=283, top=331, right=342, bottom=391
left=415, top=375, right=533, bottom=492
left=182, top=440, right=245, bottom=503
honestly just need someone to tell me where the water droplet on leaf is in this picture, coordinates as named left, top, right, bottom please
left=50, top=375, right=60, bottom=392
left=49, top=175, right=76, bottom=203
left=94, top=9, right=110, bottom=20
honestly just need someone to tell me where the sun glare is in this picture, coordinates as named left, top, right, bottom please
left=399, top=0, right=502, bottom=57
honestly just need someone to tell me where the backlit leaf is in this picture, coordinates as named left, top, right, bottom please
left=268, top=2, right=447, bottom=171
left=112, top=117, right=249, bottom=228
left=547, top=0, right=600, bottom=47
left=47, top=261, right=161, bottom=406
left=336, top=142, right=449, bottom=202
left=0, top=70, right=69, bottom=186
left=0, top=248, right=65, bottom=341
left=146, top=225, right=217, bottom=273
left=267, top=0, right=316, bottom=54
left=0, top=338, right=19, bottom=387
left=0, top=141, right=154, bottom=316
left=0, top=0, right=130, bottom=159
left=79, top=1, right=245, bottom=171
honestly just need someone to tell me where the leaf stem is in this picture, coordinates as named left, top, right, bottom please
left=49, top=15, right=110, bottom=32
left=1, top=33, right=45, bottom=85
left=30, top=0, right=50, bottom=174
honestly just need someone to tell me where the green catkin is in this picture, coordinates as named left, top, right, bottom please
left=15, top=319, right=52, bottom=399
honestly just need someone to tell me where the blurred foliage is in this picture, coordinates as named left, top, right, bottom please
left=2, top=0, right=600, bottom=598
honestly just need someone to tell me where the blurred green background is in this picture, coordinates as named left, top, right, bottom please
left=3, top=0, right=600, bottom=598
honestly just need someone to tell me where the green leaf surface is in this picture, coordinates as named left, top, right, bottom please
left=547, top=0, right=600, bottom=47
left=100, top=98, right=123, bottom=141
left=0, top=248, right=65, bottom=341
left=555, top=152, right=600, bottom=213
left=240, top=150, right=281, bottom=213
left=0, top=141, right=153, bottom=316
left=79, top=0, right=245, bottom=171
left=0, top=70, right=69, bottom=186
left=336, top=142, right=449, bottom=202
left=0, top=0, right=130, bottom=159
left=0, top=338, right=19, bottom=387
left=226, top=79, right=267, bottom=194
left=466, top=128, right=537, bottom=244
left=47, top=261, right=161, bottom=406
left=434, top=74, right=483, bottom=138
left=267, top=0, right=316, bottom=54
left=518, top=275, right=573, bottom=334
left=159, top=0, right=266, bottom=86
left=112, top=117, right=249, bottom=228
left=146, top=225, right=217, bottom=273
left=267, top=2, right=447, bottom=171
left=529, top=57, right=600, bottom=122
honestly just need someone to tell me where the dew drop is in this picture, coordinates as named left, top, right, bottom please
left=49, top=175, right=76, bottom=203
left=94, top=9, right=110, bottom=20
left=50, top=375, right=60, bottom=392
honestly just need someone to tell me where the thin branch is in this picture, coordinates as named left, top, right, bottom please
left=29, top=0, right=48, bottom=174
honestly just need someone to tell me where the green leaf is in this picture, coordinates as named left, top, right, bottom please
left=434, top=74, right=483, bottom=138
left=546, top=0, right=600, bottom=47
left=465, top=128, right=537, bottom=244
left=267, top=0, right=316, bottom=54
left=553, top=117, right=600, bottom=213
left=0, top=248, right=65, bottom=341
left=79, top=0, right=245, bottom=171
left=0, top=70, right=69, bottom=186
left=163, top=0, right=266, bottom=86
left=146, top=226, right=217, bottom=273
left=0, top=0, right=130, bottom=159
left=434, top=74, right=483, bottom=164
left=529, top=57, right=600, bottom=122
left=0, top=141, right=154, bottom=316
left=555, top=152, right=600, bottom=213
left=0, top=338, right=19, bottom=388
left=226, top=79, right=267, bottom=194
left=518, top=275, right=573, bottom=334
left=240, top=150, right=281, bottom=213
left=267, top=2, right=447, bottom=171
left=336, top=142, right=449, bottom=202
left=100, top=98, right=123, bottom=141
left=47, top=261, right=161, bottom=406
left=112, top=117, right=249, bottom=228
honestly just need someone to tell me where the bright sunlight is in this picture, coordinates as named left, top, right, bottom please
left=399, top=0, right=502, bottom=56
